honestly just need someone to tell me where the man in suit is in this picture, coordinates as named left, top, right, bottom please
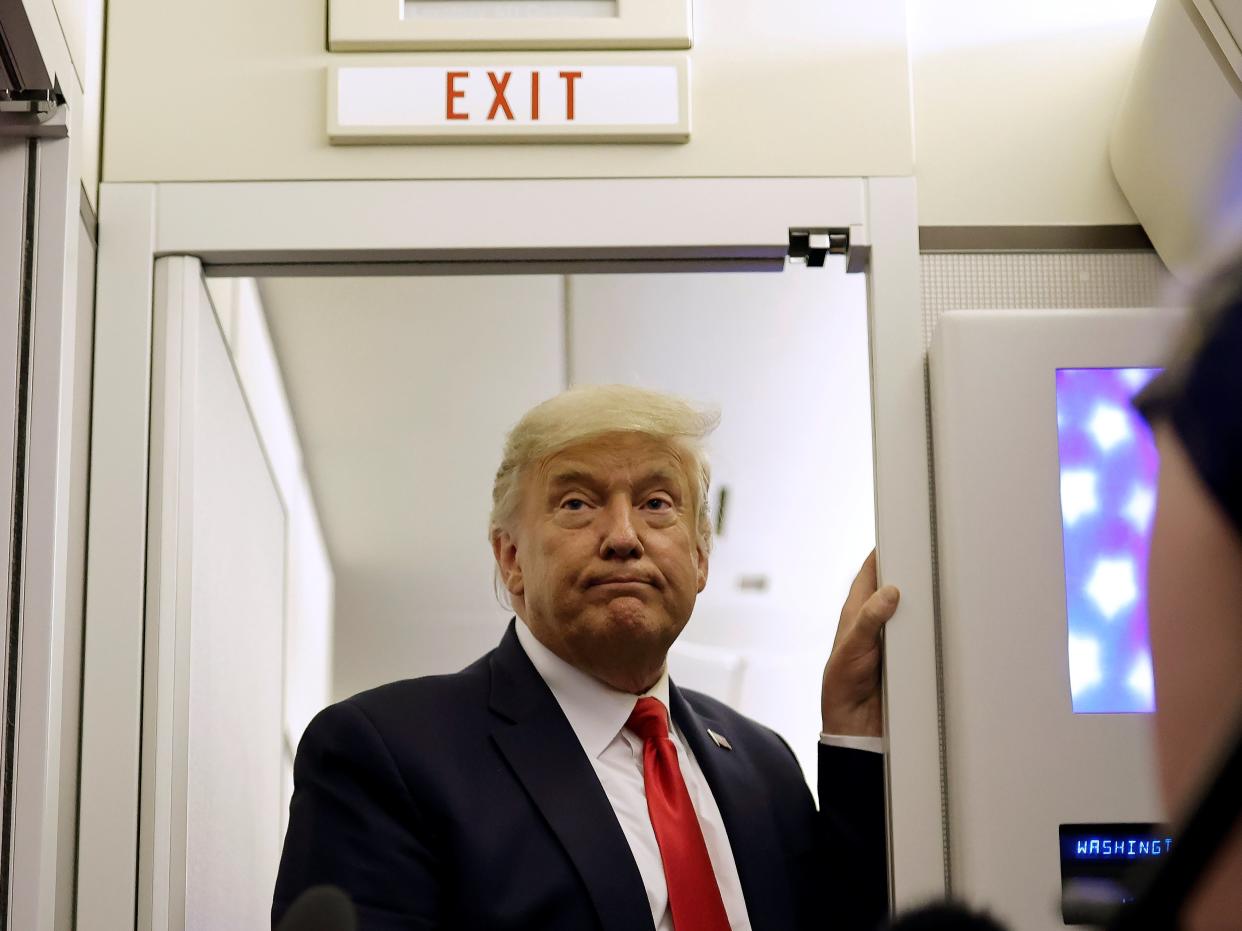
left=273, top=385, right=899, bottom=930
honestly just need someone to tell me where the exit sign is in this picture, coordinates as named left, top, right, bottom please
left=328, top=58, right=690, bottom=144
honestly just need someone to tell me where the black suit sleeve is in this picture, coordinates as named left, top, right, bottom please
left=818, top=743, right=889, bottom=931
left=272, top=700, right=442, bottom=930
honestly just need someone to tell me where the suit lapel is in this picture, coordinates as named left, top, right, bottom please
left=670, top=683, right=798, bottom=931
left=488, top=622, right=654, bottom=931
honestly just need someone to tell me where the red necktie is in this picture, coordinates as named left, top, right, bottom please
left=626, top=697, right=732, bottom=931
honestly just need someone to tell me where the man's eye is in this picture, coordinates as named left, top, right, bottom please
left=561, top=498, right=587, bottom=511
left=644, top=498, right=672, bottom=510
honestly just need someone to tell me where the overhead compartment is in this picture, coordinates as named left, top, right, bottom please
left=1110, top=0, right=1242, bottom=277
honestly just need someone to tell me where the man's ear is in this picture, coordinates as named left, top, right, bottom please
left=695, top=540, right=709, bottom=594
left=492, top=529, right=524, bottom=597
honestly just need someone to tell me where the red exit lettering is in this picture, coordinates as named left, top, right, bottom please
left=445, top=71, right=468, bottom=121
left=487, top=71, right=514, bottom=120
left=443, top=70, right=584, bottom=121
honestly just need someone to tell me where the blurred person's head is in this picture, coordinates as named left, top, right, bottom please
left=1139, top=256, right=1242, bottom=930
left=488, top=385, right=719, bottom=693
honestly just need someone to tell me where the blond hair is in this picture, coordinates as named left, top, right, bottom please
left=489, top=385, right=720, bottom=552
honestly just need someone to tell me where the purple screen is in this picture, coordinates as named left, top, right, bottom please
left=1056, top=367, right=1161, bottom=714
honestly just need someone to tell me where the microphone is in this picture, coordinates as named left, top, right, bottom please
left=274, top=885, right=358, bottom=931
left=885, top=902, right=1009, bottom=931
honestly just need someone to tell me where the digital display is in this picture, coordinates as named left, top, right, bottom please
left=1056, top=368, right=1161, bottom=714
left=1060, top=826, right=1174, bottom=862
left=1059, top=823, right=1171, bottom=924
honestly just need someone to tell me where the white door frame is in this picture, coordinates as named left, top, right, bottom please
left=1, top=132, right=85, bottom=931
left=77, top=175, right=943, bottom=929
left=3, top=0, right=98, bottom=928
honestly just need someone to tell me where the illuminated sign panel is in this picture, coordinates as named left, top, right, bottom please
left=1059, top=823, right=1172, bottom=924
left=328, top=0, right=692, bottom=53
left=1055, top=367, right=1161, bottom=714
left=328, top=60, right=690, bottom=144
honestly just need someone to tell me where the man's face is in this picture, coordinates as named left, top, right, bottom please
left=493, top=432, right=709, bottom=692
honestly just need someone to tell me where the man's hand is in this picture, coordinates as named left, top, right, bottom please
left=821, top=550, right=900, bottom=737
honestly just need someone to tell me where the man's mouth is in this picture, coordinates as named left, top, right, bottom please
left=588, top=576, right=653, bottom=588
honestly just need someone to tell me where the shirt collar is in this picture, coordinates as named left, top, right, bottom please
left=514, top=618, right=671, bottom=760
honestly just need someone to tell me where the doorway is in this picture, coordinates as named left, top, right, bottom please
left=75, top=176, right=942, bottom=930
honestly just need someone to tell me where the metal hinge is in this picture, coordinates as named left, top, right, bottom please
left=1, top=0, right=68, bottom=134
left=0, top=85, right=68, bottom=138
left=787, top=226, right=871, bottom=274
left=0, top=87, right=63, bottom=118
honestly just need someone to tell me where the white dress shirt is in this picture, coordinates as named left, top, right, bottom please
left=514, top=621, right=884, bottom=930
left=514, top=621, right=754, bottom=931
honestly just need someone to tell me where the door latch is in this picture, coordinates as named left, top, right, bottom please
left=788, top=228, right=847, bottom=267
left=788, top=226, right=870, bottom=273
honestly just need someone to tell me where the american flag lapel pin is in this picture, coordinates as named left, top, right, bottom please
left=707, top=728, right=732, bottom=750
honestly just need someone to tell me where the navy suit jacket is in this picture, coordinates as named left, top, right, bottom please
left=273, top=622, right=888, bottom=930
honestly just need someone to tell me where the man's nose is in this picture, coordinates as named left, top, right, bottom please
left=599, top=497, right=643, bottom=559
